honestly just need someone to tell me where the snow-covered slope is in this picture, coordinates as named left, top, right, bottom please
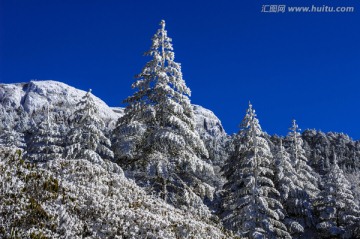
left=0, top=80, right=122, bottom=124
left=0, top=81, right=226, bottom=138
left=0, top=147, right=230, bottom=238
left=0, top=80, right=234, bottom=238
left=3, top=80, right=360, bottom=238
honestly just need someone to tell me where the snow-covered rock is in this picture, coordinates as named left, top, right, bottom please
left=0, top=80, right=122, bottom=123
left=193, top=105, right=229, bottom=167
left=193, top=104, right=226, bottom=139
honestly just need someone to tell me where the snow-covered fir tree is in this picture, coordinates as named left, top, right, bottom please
left=221, top=102, right=290, bottom=238
left=315, top=150, right=360, bottom=238
left=0, top=107, right=26, bottom=149
left=25, top=105, right=63, bottom=162
left=286, top=119, right=320, bottom=229
left=66, top=89, right=113, bottom=161
left=273, top=139, right=306, bottom=236
left=113, top=20, right=215, bottom=212
left=320, top=147, right=331, bottom=175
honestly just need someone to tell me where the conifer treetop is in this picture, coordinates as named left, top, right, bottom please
left=240, top=101, right=263, bottom=140
left=289, top=119, right=300, bottom=133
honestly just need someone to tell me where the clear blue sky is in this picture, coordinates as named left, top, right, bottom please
left=1, top=0, right=360, bottom=139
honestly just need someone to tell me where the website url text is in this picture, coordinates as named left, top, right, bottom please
left=261, top=5, right=355, bottom=13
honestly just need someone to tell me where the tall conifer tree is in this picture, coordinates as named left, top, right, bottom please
left=66, top=90, right=113, bottom=161
left=222, top=103, right=290, bottom=238
left=113, top=20, right=215, bottom=210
